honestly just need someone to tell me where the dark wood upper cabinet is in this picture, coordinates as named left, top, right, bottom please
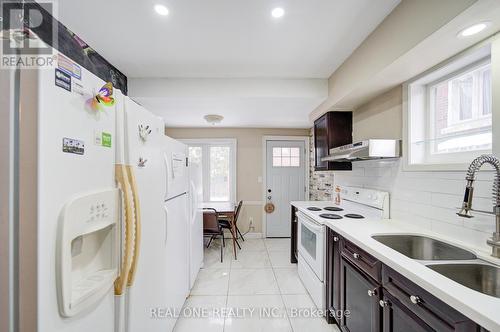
left=313, top=111, right=352, bottom=171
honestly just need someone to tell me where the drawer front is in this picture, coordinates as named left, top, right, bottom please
left=382, top=266, right=478, bottom=332
left=341, top=239, right=381, bottom=282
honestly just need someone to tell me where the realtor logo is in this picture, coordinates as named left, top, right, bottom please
left=1, top=1, right=57, bottom=68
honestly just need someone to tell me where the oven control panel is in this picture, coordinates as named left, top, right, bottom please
left=339, top=186, right=389, bottom=213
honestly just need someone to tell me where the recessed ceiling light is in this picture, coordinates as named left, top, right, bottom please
left=458, top=22, right=489, bottom=37
left=154, top=4, right=169, bottom=16
left=271, top=7, right=285, bottom=19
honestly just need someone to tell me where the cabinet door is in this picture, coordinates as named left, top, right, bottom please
left=382, top=266, right=479, bottom=332
left=341, top=259, right=381, bottom=332
left=326, top=229, right=341, bottom=324
left=381, top=292, right=433, bottom=332
left=314, top=114, right=329, bottom=170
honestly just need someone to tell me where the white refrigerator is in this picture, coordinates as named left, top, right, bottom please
left=119, top=98, right=181, bottom=332
left=10, top=49, right=190, bottom=332
left=188, top=160, right=204, bottom=288
left=162, top=135, right=191, bottom=326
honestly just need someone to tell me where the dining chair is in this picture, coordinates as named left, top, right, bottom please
left=203, top=208, right=224, bottom=262
left=220, top=201, right=244, bottom=249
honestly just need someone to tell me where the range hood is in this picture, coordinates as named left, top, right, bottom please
left=321, top=139, right=401, bottom=162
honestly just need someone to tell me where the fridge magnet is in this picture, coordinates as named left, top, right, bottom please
left=62, top=137, right=84, bottom=155
left=138, top=124, right=152, bottom=141
left=57, top=53, right=82, bottom=80
left=55, top=69, right=71, bottom=92
left=85, top=82, right=115, bottom=112
left=101, top=132, right=112, bottom=148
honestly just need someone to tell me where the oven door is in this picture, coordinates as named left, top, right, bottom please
left=297, top=212, right=324, bottom=281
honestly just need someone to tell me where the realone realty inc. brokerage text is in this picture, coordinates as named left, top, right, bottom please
left=150, top=307, right=351, bottom=319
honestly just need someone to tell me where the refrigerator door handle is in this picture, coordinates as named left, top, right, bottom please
left=114, top=164, right=136, bottom=296
left=164, top=206, right=168, bottom=245
left=190, top=181, right=197, bottom=222
left=126, top=166, right=141, bottom=288
left=164, top=153, right=170, bottom=198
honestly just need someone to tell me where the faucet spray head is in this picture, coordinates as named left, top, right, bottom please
left=457, top=180, right=474, bottom=218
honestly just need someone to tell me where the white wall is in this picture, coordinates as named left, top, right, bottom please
left=166, top=127, right=310, bottom=234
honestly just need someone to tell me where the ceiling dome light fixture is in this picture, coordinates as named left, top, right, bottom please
left=458, top=22, right=489, bottom=37
left=154, top=4, right=169, bottom=16
left=204, top=114, right=224, bottom=125
left=271, top=7, right=285, bottom=19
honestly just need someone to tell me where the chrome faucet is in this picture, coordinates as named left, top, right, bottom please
left=457, top=154, right=500, bottom=258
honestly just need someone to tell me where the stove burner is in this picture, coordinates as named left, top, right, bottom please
left=319, top=214, right=343, bottom=220
left=307, top=207, right=322, bottom=211
left=344, top=214, right=365, bottom=219
left=324, top=206, right=344, bottom=212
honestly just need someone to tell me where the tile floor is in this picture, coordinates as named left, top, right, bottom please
left=173, top=238, right=340, bottom=332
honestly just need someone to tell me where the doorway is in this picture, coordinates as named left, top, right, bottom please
left=264, top=138, right=308, bottom=238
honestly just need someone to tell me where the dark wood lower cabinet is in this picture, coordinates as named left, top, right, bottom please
left=290, top=206, right=298, bottom=263
left=326, top=228, right=342, bottom=324
left=340, top=258, right=382, bottom=332
left=324, top=235, right=483, bottom=332
left=381, top=291, right=434, bottom=332
left=382, top=266, right=480, bottom=332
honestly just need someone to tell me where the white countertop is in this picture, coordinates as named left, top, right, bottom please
left=291, top=201, right=500, bottom=331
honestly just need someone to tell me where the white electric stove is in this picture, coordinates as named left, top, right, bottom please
left=291, top=186, right=390, bottom=309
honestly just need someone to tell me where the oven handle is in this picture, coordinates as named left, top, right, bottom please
left=297, top=213, right=324, bottom=233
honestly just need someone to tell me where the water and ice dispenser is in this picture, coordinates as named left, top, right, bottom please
left=56, top=189, right=119, bottom=317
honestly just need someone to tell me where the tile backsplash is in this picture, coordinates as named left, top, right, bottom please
left=332, top=159, right=497, bottom=253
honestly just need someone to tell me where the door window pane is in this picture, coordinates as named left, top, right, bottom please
left=210, top=146, right=230, bottom=202
left=272, top=147, right=301, bottom=167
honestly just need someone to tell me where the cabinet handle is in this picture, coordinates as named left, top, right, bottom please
left=367, top=289, right=377, bottom=297
left=410, top=295, right=421, bottom=304
left=333, top=236, right=339, bottom=242
left=379, top=300, right=390, bottom=308
left=352, top=253, right=360, bottom=259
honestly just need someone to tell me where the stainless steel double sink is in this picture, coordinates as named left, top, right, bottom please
left=372, top=234, right=500, bottom=298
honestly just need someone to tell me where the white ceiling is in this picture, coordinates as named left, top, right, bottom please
left=57, top=0, right=400, bottom=79
left=129, top=78, right=328, bottom=128
left=137, top=96, right=325, bottom=128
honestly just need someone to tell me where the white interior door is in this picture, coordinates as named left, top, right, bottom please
left=266, top=140, right=306, bottom=237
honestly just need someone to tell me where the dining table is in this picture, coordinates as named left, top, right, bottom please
left=201, top=202, right=238, bottom=259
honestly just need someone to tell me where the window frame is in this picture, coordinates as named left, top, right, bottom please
left=403, top=41, right=495, bottom=172
left=181, top=138, right=237, bottom=204
left=425, top=58, right=492, bottom=164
